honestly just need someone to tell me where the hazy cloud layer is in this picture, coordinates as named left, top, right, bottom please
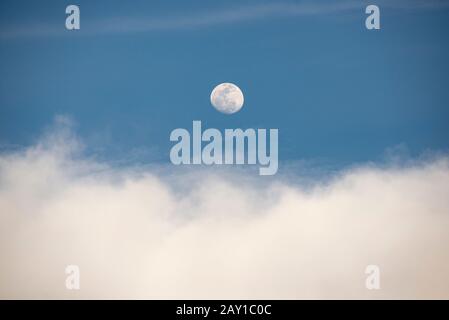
left=1, top=122, right=449, bottom=299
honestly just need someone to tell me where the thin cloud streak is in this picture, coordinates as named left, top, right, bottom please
left=1, top=0, right=448, bottom=39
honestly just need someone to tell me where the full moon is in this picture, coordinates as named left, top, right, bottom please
left=210, top=83, right=244, bottom=114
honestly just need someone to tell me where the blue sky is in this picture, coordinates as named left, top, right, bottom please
left=1, top=0, right=449, bottom=168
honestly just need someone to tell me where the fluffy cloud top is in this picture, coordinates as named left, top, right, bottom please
left=1, top=123, right=449, bottom=299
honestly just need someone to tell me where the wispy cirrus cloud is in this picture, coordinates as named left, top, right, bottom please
left=1, top=0, right=448, bottom=39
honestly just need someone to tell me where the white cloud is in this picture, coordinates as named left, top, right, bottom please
left=1, top=123, right=449, bottom=299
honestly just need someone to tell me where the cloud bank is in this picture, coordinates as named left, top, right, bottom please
left=1, top=121, right=449, bottom=299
